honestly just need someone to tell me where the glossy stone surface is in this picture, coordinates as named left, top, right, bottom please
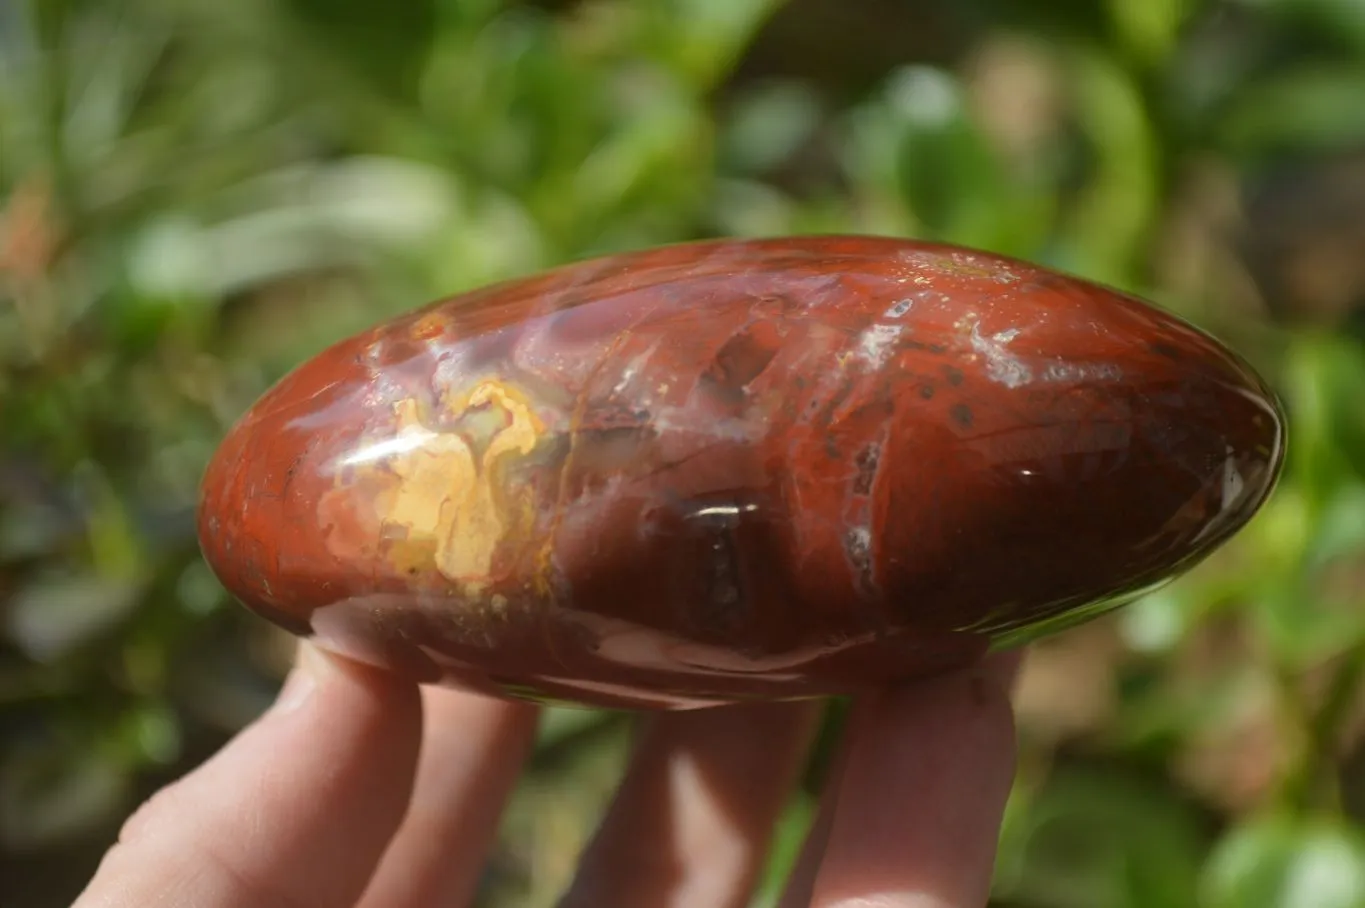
left=198, top=236, right=1285, bottom=709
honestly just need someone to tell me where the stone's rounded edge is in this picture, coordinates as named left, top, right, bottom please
left=196, top=235, right=1289, bottom=710
left=195, top=323, right=404, bottom=633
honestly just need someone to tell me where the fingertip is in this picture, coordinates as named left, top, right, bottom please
left=282, top=641, right=425, bottom=724
left=981, top=648, right=1026, bottom=696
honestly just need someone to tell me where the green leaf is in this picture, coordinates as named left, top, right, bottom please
left=1053, top=49, right=1158, bottom=286
left=646, top=0, right=785, bottom=89
left=1202, top=814, right=1365, bottom=908
left=992, top=767, right=1207, bottom=908
left=0, top=729, right=131, bottom=851
left=842, top=64, right=1054, bottom=255
left=719, top=79, right=822, bottom=175
left=1282, top=333, right=1365, bottom=513
left=278, top=0, right=437, bottom=100
left=1315, top=338, right=1365, bottom=484
left=751, top=792, right=816, bottom=908
left=1221, top=66, right=1365, bottom=157
left=1256, top=0, right=1365, bottom=53
left=1107, top=0, right=1191, bottom=66
left=4, top=571, right=142, bottom=662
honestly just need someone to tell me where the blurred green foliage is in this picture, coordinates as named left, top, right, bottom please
left=2, top=0, right=1365, bottom=905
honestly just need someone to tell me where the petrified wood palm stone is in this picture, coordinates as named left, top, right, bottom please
left=198, top=236, right=1285, bottom=709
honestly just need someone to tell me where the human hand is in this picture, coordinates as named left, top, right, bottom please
left=73, top=643, right=1020, bottom=908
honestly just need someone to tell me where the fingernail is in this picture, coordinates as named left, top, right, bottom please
left=272, top=643, right=326, bottom=713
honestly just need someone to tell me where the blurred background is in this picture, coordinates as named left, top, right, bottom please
left=2, top=0, right=1364, bottom=904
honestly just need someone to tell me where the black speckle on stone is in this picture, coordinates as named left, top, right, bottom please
left=586, top=422, right=655, bottom=446
left=945, top=366, right=965, bottom=386
left=919, top=383, right=936, bottom=400
left=950, top=403, right=974, bottom=429
left=905, top=340, right=951, bottom=356
left=853, top=443, right=881, bottom=495
left=1150, top=340, right=1184, bottom=361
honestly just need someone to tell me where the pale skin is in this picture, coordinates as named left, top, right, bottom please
left=73, top=644, right=1022, bottom=908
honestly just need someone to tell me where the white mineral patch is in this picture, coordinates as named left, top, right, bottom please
left=971, top=323, right=1033, bottom=388
left=857, top=323, right=903, bottom=369
left=969, top=321, right=1123, bottom=387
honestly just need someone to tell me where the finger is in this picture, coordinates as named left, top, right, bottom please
left=809, top=652, right=1021, bottom=908
left=356, top=687, right=540, bottom=908
left=560, top=700, right=822, bottom=908
left=74, top=643, right=423, bottom=908
left=781, top=653, right=1023, bottom=908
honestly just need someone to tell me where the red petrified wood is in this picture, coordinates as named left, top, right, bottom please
left=198, top=236, right=1285, bottom=709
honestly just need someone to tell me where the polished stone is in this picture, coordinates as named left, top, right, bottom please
left=198, top=236, right=1285, bottom=709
